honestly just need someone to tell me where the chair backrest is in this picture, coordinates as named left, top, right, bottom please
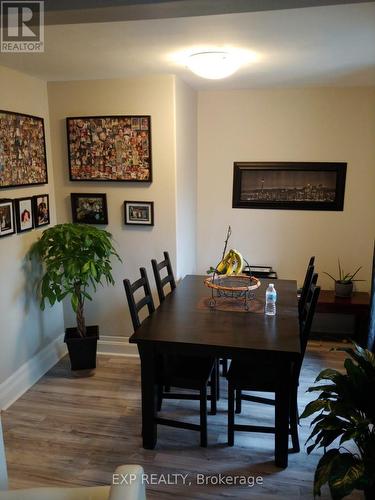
left=299, top=263, right=315, bottom=316
left=308, top=256, right=315, bottom=267
left=151, top=251, right=176, bottom=303
left=368, top=241, right=375, bottom=352
left=299, top=274, right=320, bottom=362
left=0, top=414, right=8, bottom=490
left=123, top=268, right=155, bottom=331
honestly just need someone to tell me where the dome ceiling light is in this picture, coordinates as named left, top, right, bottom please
left=186, top=51, right=242, bottom=80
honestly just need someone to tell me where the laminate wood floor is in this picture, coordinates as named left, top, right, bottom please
left=2, top=341, right=362, bottom=499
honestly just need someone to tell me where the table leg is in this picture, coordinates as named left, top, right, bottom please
left=275, top=360, right=292, bottom=468
left=138, top=344, right=157, bottom=449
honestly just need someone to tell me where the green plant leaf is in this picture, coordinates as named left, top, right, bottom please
left=313, top=448, right=341, bottom=497
left=328, top=454, right=364, bottom=500
left=300, top=398, right=330, bottom=419
left=315, top=368, right=342, bottom=383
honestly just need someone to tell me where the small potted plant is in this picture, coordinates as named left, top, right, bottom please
left=324, top=260, right=364, bottom=298
left=301, top=343, right=375, bottom=499
left=29, top=223, right=120, bottom=373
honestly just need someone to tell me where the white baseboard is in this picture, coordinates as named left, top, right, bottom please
left=97, top=336, right=138, bottom=357
left=0, top=333, right=67, bottom=411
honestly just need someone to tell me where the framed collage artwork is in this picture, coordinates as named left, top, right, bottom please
left=0, top=110, right=48, bottom=188
left=66, top=115, right=152, bottom=182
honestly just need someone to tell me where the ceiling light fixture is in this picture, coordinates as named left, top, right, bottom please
left=186, top=51, right=241, bottom=80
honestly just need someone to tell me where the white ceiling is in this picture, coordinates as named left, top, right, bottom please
left=0, top=2, right=374, bottom=89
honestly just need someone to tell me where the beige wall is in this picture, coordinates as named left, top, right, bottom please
left=0, top=66, right=64, bottom=385
left=197, top=88, right=375, bottom=290
left=47, top=76, right=178, bottom=337
left=174, top=77, right=197, bottom=277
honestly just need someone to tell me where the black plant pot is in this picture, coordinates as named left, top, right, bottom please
left=335, top=281, right=353, bottom=298
left=64, top=325, right=99, bottom=372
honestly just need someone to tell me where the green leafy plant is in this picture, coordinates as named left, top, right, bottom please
left=324, top=259, right=364, bottom=284
left=29, top=223, right=121, bottom=338
left=301, top=343, right=375, bottom=499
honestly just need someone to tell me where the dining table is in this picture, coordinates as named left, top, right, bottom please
left=129, top=274, right=301, bottom=468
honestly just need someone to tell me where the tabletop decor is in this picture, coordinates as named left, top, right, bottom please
left=233, top=162, right=347, bottom=211
left=205, top=226, right=260, bottom=310
left=301, top=342, right=375, bottom=500
left=324, top=259, right=364, bottom=297
left=66, top=115, right=152, bottom=182
left=0, top=110, right=48, bottom=188
left=28, top=223, right=121, bottom=373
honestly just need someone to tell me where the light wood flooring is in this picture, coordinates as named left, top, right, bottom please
left=2, top=341, right=362, bottom=499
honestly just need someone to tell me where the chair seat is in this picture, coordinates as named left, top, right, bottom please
left=160, top=355, right=215, bottom=390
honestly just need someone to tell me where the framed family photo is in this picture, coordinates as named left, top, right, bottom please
left=232, top=162, right=347, bottom=211
left=15, top=197, right=34, bottom=233
left=124, top=201, right=154, bottom=226
left=0, top=110, right=48, bottom=188
left=33, top=194, right=50, bottom=228
left=71, top=193, right=108, bottom=225
left=0, top=199, right=15, bottom=237
left=66, top=115, right=152, bottom=182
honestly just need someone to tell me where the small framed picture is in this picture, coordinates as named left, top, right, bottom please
left=33, top=194, right=50, bottom=228
left=15, top=197, right=34, bottom=233
left=71, top=193, right=108, bottom=225
left=124, top=201, right=154, bottom=226
left=0, top=199, right=15, bottom=237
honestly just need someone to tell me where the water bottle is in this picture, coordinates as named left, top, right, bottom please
left=265, top=283, right=277, bottom=316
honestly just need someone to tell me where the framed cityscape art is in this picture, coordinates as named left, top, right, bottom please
left=232, top=162, right=347, bottom=211
left=66, top=115, right=152, bottom=182
left=0, top=111, right=48, bottom=188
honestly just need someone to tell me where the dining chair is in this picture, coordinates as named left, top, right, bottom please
left=298, top=257, right=315, bottom=316
left=151, top=251, right=176, bottom=303
left=152, top=251, right=221, bottom=399
left=124, top=267, right=217, bottom=447
left=227, top=276, right=320, bottom=453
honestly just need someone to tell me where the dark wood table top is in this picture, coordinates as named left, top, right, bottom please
left=130, top=275, right=301, bottom=356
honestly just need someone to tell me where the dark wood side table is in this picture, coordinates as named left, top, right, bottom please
left=316, top=290, right=370, bottom=344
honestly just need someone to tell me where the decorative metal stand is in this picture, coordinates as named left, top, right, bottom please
left=204, top=274, right=261, bottom=311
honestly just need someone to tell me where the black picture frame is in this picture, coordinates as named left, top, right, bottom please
left=124, top=201, right=154, bottom=226
left=232, top=162, right=347, bottom=211
left=66, top=115, right=152, bottom=183
left=15, top=197, right=34, bottom=233
left=33, top=194, right=50, bottom=228
left=0, top=110, right=48, bottom=189
left=0, top=199, right=15, bottom=237
left=71, top=193, right=108, bottom=225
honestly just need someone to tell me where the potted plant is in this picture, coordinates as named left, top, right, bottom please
left=301, top=343, right=375, bottom=499
left=324, top=260, right=364, bottom=298
left=29, top=223, right=120, bottom=373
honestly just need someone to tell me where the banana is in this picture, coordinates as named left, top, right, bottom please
left=216, top=249, right=244, bottom=276
left=232, top=249, right=244, bottom=275
left=226, top=256, right=235, bottom=276
left=216, top=251, right=231, bottom=274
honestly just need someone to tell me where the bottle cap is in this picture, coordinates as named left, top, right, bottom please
left=269, top=283, right=274, bottom=287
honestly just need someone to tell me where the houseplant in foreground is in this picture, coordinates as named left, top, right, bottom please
left=301, top=343, right=375, bottom=499
left=324, top=260, right=364, bottom=298
left=29, top=223, right=120, bottom=372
